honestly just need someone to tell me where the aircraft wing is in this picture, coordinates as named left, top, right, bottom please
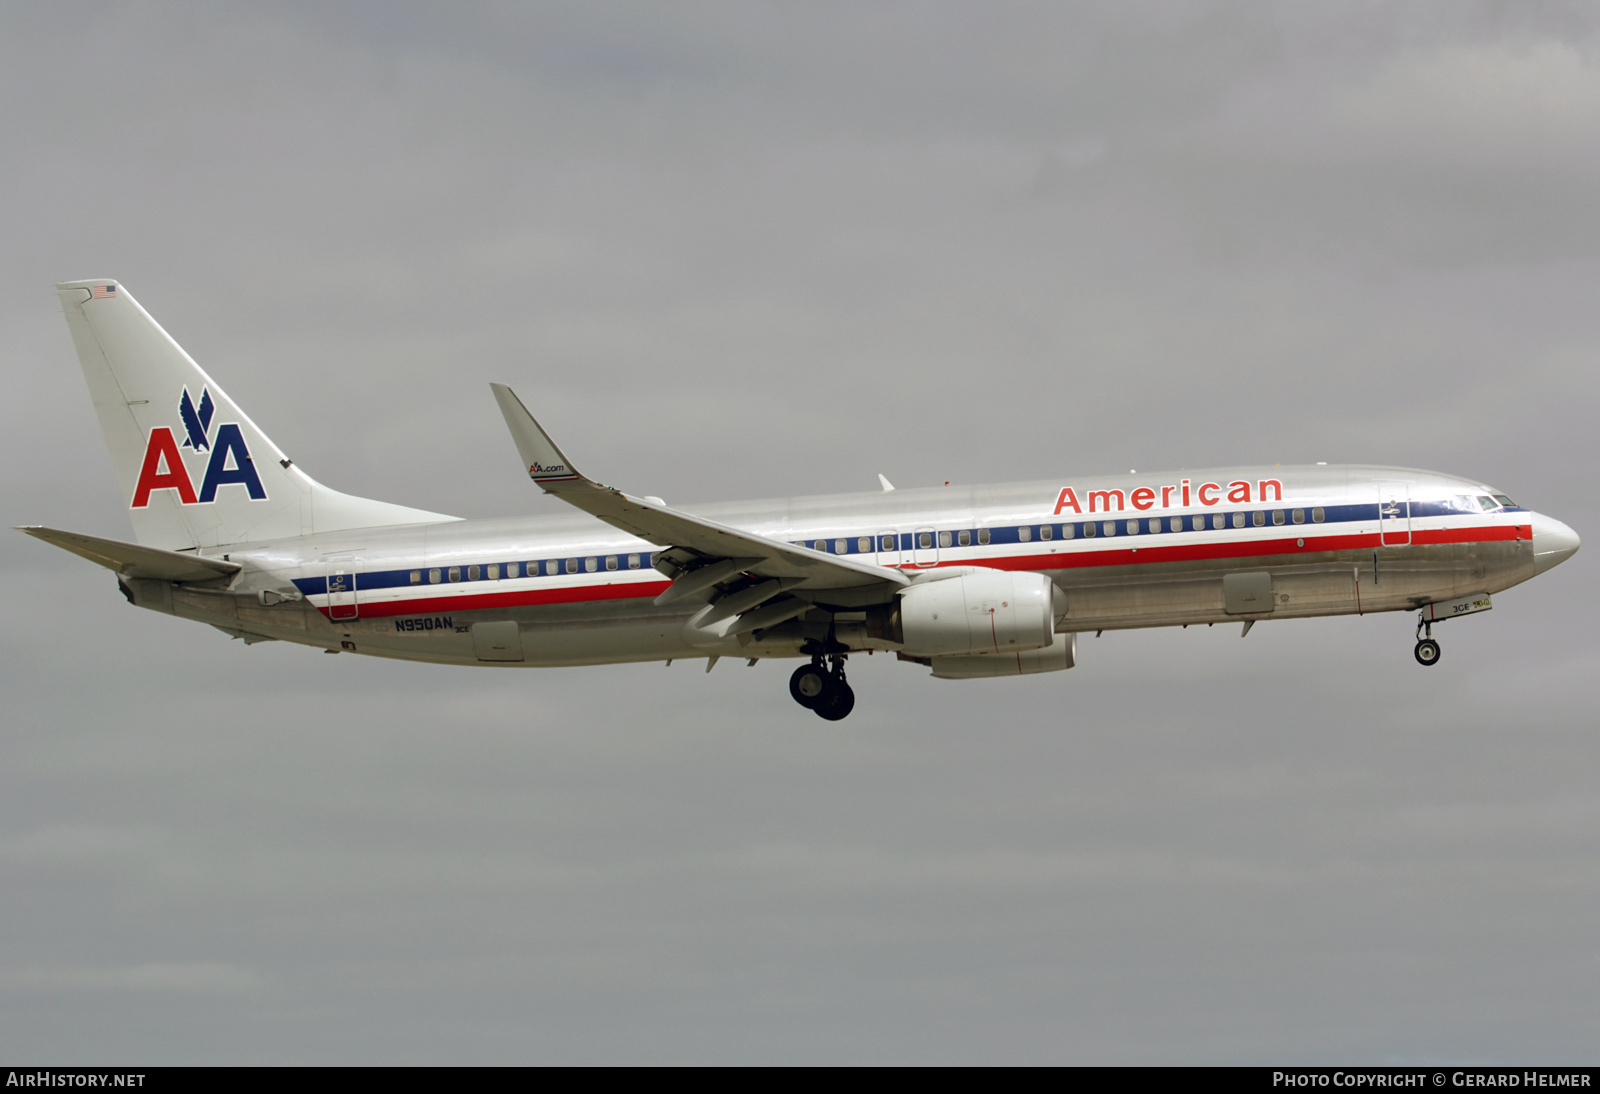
left=18, top=526, right=241, bottom=582
left=490, top=384, right=908, bottom=594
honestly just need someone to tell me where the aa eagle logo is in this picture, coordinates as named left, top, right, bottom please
left=130, top=386, right=268, bottom=508
left=178, top=386, right=215, bottom=452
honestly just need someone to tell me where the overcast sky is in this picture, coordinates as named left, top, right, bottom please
left=2, top=1, right=1597, bottom=1064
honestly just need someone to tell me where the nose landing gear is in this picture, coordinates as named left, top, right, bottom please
left=788, top=655, right=856, bottom=720
left=1414, top=617, right=1441, bottom=667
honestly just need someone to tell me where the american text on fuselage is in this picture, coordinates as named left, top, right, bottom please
left=24, top=280, right=1582, bottom=720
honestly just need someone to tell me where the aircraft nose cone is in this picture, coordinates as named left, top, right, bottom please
left=1530, top=512, right=1580, bottom=575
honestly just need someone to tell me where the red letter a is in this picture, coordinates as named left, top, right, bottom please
left=131, top=427, right=199, bottom=508
left=1053, top=487, right=1083, bottom=515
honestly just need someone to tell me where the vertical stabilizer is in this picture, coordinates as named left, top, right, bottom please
left=56, top=280, right=457, bottom=550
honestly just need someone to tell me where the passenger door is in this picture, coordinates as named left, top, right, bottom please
left=1378, top=483, right=1411, bottom=546
left=325, top=557, right=360, bottom=621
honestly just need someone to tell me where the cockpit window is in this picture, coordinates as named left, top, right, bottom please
left=1477, top=496, right=1499, bottom=511
left=1494, top=494, right=1516, bottom=508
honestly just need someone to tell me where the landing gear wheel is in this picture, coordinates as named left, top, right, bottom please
left=814, top=680, right=855, bottom=721
left=1414, top=638, right=1442, bottom=666
left=789, top=663, right=831, bottom=709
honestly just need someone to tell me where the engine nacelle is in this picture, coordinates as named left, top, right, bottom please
left=897, top=569, right=1058, bottom=658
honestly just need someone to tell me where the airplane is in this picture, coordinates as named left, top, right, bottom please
left=21, top=280, right=1581, bottom=721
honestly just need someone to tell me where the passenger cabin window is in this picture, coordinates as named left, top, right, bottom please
left=1126, top=520, right=1139, bottom=535
left=1082, top=522, right=1095, bottom=538
left=938, top=531, right=953, bottom=548
left=1213, top=514, right=1226, bottom=530
left=448, top=567, right=461, bottom=582
left=1292, top=509, right=1304, bottom=524
left=1018, top=527, right=1031, bottom=543
left=835, top=539, right=847, bottom=554
left=1169, top=517, right=1181, bottom=532
left=1272, top=510, right=1285, bottom=526
left=815, top=540, right=828, bottom=552
left=585, top=557, right=598, bottom=572
left=1148, top=518, right=1160, bottom=534
left=468, top=565, right=480, bottom=580
left=628, top=554, right=640, bottom=569
left=1193, top=516, right=1207, bottom=531
left=1231, top=513, right=1245, bottom=529
left=1252, top=512, right=1265, bottom=527
left=429, top=568, right=441, bottom=583
left=605, top=556, right=617, bottom=571
left=1103, top=521, right=1116, bottom=537
left=858, top=537, right=871, bottom=553
left=881, top=535, right=895, bottom=551
left=977, top=529, right=991, bottom=545
left=565, top=559, right=578, bottom=574
left=957, top=530, right=970, bottom=547
left=919, top=532, right=932, bottom=549
left=410, top=570, right=421, bottom=584
left=1040, top=525, right=1053, bottom=541
left=1061, top=524, right=1074, bottom=539
left=1311, top=507, right=1325, bottom=523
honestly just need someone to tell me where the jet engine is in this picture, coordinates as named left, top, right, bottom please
left=896, top=568, right=1059, bottom=658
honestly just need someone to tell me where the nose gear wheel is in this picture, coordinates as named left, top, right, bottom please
left=1413, top=616, right=1441, bottom=667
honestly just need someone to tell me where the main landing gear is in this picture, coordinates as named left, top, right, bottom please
left=1414, top=617, right=1441, bottom=667
left=789, top=655, right=855, bottom=720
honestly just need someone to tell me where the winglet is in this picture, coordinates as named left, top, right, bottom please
left=490, top=383, right=587, bottom=490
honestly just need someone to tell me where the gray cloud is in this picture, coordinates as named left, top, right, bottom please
left=2, top=1, right=1597, bottom=1063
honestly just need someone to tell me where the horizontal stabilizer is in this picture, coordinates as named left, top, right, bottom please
left=18, top=526, right=240, bottom=582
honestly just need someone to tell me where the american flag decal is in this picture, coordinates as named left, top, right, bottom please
left=91, top=285, right=116, bottom=299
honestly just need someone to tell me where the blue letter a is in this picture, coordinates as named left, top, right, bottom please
left=198, top=423, right=268, bottom=502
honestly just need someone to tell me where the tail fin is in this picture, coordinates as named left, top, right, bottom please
left=56, top=280, right=457, bottom=550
